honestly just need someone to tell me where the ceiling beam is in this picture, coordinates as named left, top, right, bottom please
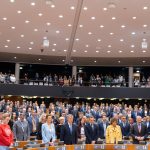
left=65, top=0, right=84, bottom=65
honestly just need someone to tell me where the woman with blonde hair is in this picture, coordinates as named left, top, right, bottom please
left=106, top=118, right=122, bottom=144
left=0, top=113, right=13, bottom=150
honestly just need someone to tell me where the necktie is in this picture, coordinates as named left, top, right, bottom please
left=70, top=124, right=72, bottom=133
left=138, top=124, right=141, bottom=132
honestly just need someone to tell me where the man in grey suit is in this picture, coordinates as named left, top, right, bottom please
left=13, top=113, right=30, bottom=141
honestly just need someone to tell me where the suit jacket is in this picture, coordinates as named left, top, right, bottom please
left=60, top=123, right=78, bottom=145
left=130, top=123, right=148, bottom=144
left=98, top=122, right=109, bottom=139
left=13, top=120, right=30, bottom=141
left=42, top=123, right=56, bottom=143
left=145, top=121, right=150, bottom=134
left=119, top=122, right=130, bottom=137
left=84, top=123, right=99, bottom=144
left=106, top=125, right=122, bottom=144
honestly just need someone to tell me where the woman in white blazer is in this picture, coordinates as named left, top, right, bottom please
left=42, top=114, right=56, bottom=145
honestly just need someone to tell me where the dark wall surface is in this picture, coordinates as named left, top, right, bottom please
left=0, top=84, right=150, bottom=98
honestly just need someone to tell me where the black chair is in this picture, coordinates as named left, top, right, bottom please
left=97, top=140, right=104, bottom=144
left=58, top=141, right=64, bottom=145
left=139, top=141, right=146, bottom=145
left=118, top=141, right=124, bottom=144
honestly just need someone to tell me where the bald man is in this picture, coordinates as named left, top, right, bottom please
left=130, top=116, right=148, bottom=144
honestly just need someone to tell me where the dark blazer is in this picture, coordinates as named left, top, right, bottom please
left=119, top=122, right=130, bottom=137
left=130, top=123, right=148, bottom=144
left=85, top=123, right=99, bottom=144
left=145, top=121, right=150, bottom=134
left=98, top=122, right=109, bottom=139
left=60, top=123, right=78, bottom=145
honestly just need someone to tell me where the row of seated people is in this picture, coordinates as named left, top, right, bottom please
left=0, top=100, right=150, bottom=149
left=0, top=72, right=16, bottom=84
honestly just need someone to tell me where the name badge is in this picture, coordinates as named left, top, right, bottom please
left=94, top=144, right=105, bottom=150
left=55, top=146, right=66, bottom=150
left=75, top=145, right=85, bottom=150
left=136, top=145, right=147, bottom=150
left=114, top=145, right=126, bottom=150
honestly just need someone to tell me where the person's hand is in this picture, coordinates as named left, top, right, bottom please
left=91, top=141, right=95, bottom=144
left=140, top=137, right=144, bottom=140
left=49, top=142, right=54, bottom=146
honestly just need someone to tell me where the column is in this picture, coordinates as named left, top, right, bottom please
left=15, top=63, right=20, bottom=84
left=72, top=66, right=77, bottom=79
left=128, top=67, right=133, bottom=87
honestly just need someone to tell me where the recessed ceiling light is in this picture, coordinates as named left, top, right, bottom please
left=130, top=50, right=134, bottom=53
left=143, top=6, right=148, bottom=10
left=84, top=50, right=88, bottom=53
left=65, top=38, right=69, bottom=41
left=29, top=47, right=32, bottom=50
left=131, top=32, right=136, bottom=35
left=17, top=10, right=22, bottom=14
left=2, top=17, right=7, bottom=21
left=30, top=42, right=34, bottom=45
left=34, top=29, right=38, bottom=32
left=53, top=43, right=57, bottom=46
left=103, top=8, right=107, bottom=11
left=64, top=50, right=67, bottom=52
left=100, top=25, right=104, bottom=28
left=38, top=58, right=41, bottom=61
left=10, top=0, right=15, bottom=2
left=59, top=15, right=63, bottom=18
left=119, top=50, right=122, bottom=53
left=91, top=17, right=96, bottom=20
left=118, top=61, right=121, bottom=63
left=121, top=25, right=126, bottom=28
left=17, top=46, right=20, bottom=49
left=56, top=30, right=60, bottom=33
left=108, top=45, right=112, bottom=48
left=79, top=24, right=83, bottom=28
left=46, top=22, right=51, bottom=26
left=107, top=50, right=111, bottom=53
left=5, top=45, right=8, bottom=48
left=96, top=50, right=99, bottom=53
left=112, top=17, right=116, bottom=20
left=83, top=7, right=88, bottom=10
left=20, top=34, right=24, bottom=37
left=68, top=24, right=72, bottom=27
left=25, top=20, right=30, bottom=23
left=70, top=6, right=75, bottom=10
left=142, top=60, right=146, bottom=63
left=38, top=13, right=43, bottom=16
left=52, top=49, right=55, bottom=51
left=11, top=26, right=15, bottom=29
left=120, top=39, right=124, bottom=42
left=94, top=60, right=97, bottom=63
left=14, top=56, right=17, bottom=59
left=97, top=39, right=101, bottom=42
left=62, top=60, right=65, bottom=62
left=88, top=32, right=92, bottom=35
left=143, top=24, right=148, bottom=27
left=6, top=40, right=10, bottom=42
left=31, top=2, right=35, bottom=6
left=131, top=45, right=135, bottom=48
left=132, top=17, right=136, bottom=19
left=142, top=50, right=146, bottom=53
left=85, top=45, right=89, bottom=47
left=76, top=38, right=79, bottom=41
left=73, top=50, right=76, bottom=52
left=51, top=5, right=55, bottom=8
left=110, top=32, right=114, bottom=35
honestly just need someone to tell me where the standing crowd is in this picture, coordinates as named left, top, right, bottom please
left=0, top=99, right=150, bottom=149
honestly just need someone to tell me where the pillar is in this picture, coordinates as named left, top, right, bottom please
left=15, top=63, right=20, bottom=84
left=72, top=66, right=77, bottom=79
left=128, top=67, right=133, bottom=87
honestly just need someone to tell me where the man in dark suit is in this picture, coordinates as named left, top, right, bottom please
left=130, top=116, right=148, bottom=144
left=85, top=115, right=99, bottom=144
left=145, top=116, right=150, bottom=135
left=119, top=116, right=130, bottom=138
left=60, top=114, right=78, bottom=145
left=98, top=115, right=109, bottom=139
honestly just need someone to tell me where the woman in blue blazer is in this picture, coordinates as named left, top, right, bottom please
left=42, top=114, right=56, bottom=145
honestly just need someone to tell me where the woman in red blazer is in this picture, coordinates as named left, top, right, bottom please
left=0, top=113, right=13, bottom=150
